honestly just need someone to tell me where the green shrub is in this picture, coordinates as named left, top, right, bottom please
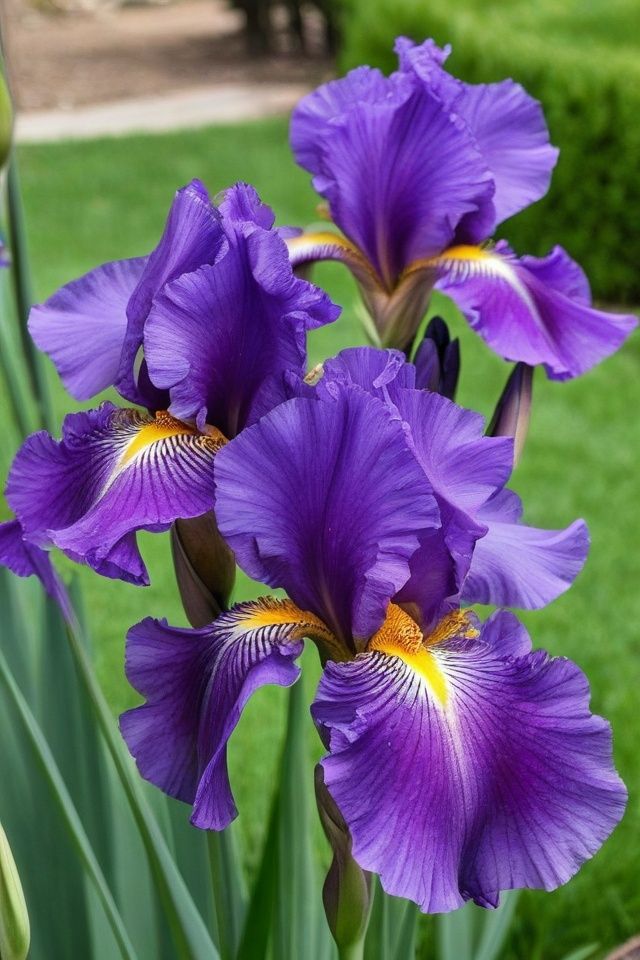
left=339, top=0, right=640, bottom=304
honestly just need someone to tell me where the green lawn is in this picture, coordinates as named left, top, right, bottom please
left=8, top=118, right=640, bottom=959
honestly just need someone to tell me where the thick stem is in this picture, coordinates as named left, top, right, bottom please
left=338, top=942, right=365, bottom=960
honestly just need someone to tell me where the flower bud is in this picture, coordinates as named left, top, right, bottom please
left=314, top=765, right=372, bottom=952
left=414, top=316, right=460, bottom=400
left=170, top=512, right=236, bottom=627
left=487, top=362, right=533, bottom=467
left=0, top=822, right=30, bottom=960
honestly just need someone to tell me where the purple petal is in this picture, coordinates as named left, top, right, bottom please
left=462, top=488, right=590, bottom=609
left=312, top=78, right=494, bottom=285
left=6, top=404, right=223, bottom=584
left=319, top=346, right=416, bottom=398
left=218, top=181, right=276, bottom=230
left=120, top=597, right=322, bottom=828
left=392, top=389, right=514, bottom=513
left=28, top=257, right=146, bottom=401
left=116, top=179, right=227, bottom=405
left=453, top=80, right=558, bottom=227
left=435, top=243, right=638, bottom=379
left=313, top=606, right=626, bottom=913
left=144, top=198, right=339, bottom=437
left=0, top=519, right=72, bottom=616
left=290, top=66, right=390, bottom=176
left=214, top=385, right=440, bottom=645
left=395, top=38, right=557, bottom=228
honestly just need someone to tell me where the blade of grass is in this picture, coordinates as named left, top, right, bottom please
left=559, top=946, right=598, bottom=960
left=61, top=601, right=219, bottom=960
left=272, top=678, right=321, bottom=960
left=5, top=157, right=54, bottom=433
left=436, top=902, right=475, bottom=960
left=207, top=825, right=247, bottom=960
left=474, top=891, right=520, bottom=960
left=391, top=900, right=418, bottom=960
left=167, top=798, right=217, bottom=940
left=0, top=646, right=138, bottom=960
left=237, top=787, right=279, bottom=960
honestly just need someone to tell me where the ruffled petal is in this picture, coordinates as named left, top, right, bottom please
left=120, top=597, right=330, bottom=828
left=319, top=346, right=416, bottom=397
left=313, top=77, right=493, bottom=286
left=313, top=605, right=626, bottom=913
left=28, top=257, right=146, bottom=400
left=395, top=38, right=557, bottom=227
left=214, top=385, right=440, bottom=646
left=453, top=80, right=558, bottom=226
left=435, top=243, right=638, bottom=379
left=145, top=196, right=339, bottom=437
left=290, top=66, right=390, bottom=175
left=6, top=404, right=223, bottom=584
left=392, top=389, right=513, bottom=512
left=116, top=179, right=227, bottom=404
left=462, top=488, right=590, bottom=609
left=391, top=389, right=511, bottom=620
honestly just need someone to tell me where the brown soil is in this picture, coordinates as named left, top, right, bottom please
left=1, top=0, right=333, bottom=111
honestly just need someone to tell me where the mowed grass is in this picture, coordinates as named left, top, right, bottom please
left=8, top=119, right=640, bottom=959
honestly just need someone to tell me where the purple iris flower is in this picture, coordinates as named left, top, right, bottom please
left=287, top=37, right=637, bottom=376
left=120, top=346, right=624, bottom=912
left=0, top=181, right=338, bottom=587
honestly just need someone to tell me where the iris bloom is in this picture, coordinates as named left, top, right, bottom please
left=288, top=38, right=637, bottom=374
left=0, top=181, right=338, bottom=587
left=120, top=347, right=624, bottom=911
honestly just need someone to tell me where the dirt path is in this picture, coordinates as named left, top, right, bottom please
left=2, top=0, right=332, bottom=111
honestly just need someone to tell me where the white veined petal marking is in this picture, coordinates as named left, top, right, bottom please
left=98, top=409, right=226, bottom=499
left=433, top=246, right=545, bottom=329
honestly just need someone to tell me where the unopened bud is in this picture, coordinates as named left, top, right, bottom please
left=487, top=362, right=533, bottom=467
left=414, top=316, right=460, bottom=400
left=315, top=765, right=372, bottom=952
left=170, top=512, right=236, bottom=627
left=0, top=822, right=30, bottom=960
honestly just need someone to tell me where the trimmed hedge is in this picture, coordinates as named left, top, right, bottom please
left=339, top=0, right=640, bottom=304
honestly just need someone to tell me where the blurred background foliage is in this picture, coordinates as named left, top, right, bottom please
left=339, top=0, right=640, bottom=304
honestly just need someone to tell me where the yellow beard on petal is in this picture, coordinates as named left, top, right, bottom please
left=231, top=596, right=348, bottom=662
left=119, top=411, right=226, bottom=467
left=368, top=604, right=479, bottom=707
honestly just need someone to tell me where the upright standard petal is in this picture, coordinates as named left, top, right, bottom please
left=462, top=488, right=590, bottom=609
left=28, top=257, right=147, bottom=401
left=116, top=179, right=227, bottom=404
left=314, top=79, right=493, bottom=286
left=434, top=242, right=638, bottom=379
left=6, top=404, right=224, bottom=584
left=395, top=38, right=557, bottom=227
left=214, top=386, right=439, bottom=647
left=290, top=66, right=389, bottom=175
left=144, top=198, right=339, bottom=437
left=313, top=605, right=626, bottom=913
left=391, top=389, right=513, bottom=621
left=453, top=80, right=558, bottom=227
left=121, top=597, right=331, bottom=829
